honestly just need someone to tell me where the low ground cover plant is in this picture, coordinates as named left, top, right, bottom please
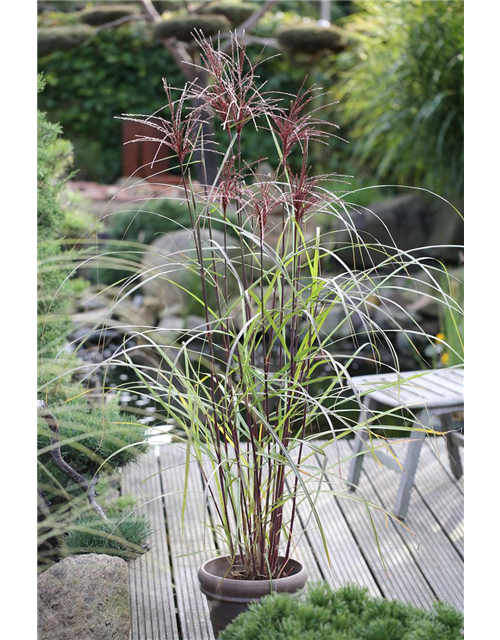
left=220, top=583, right=464, bottom=639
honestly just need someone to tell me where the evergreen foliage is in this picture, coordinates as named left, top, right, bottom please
left=153, top=14, right=231, bottom=41
left=80, top=4, right=140, bottom=27
left=38, top=25, right=94, bottom=57
left=277, top=25, right=347, bottom=54
left=63, top=515, right=151, bottom=559
left=220, top=583, right=464, bottom=640
left=37, top=77, right=150, bottom=565
left=199, top=2, right=256, bottom=26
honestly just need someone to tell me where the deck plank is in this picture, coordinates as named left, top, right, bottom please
left=121, top=449, right=179, bottom=640
left=356, top=438, right=464, bottom=611
left=413, top=439, right=464, bottom=557
left=159, top=445, right=216, bottom=640
left=287, top=444, right=382, bottom=596
left=321, top=441, right=438, bottom=609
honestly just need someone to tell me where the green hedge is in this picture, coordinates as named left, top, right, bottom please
left=334, top=0, right=464, bottom=202
left=221, top=583, right=463, bottom=640
left=38, top=23, right=185, bottom=183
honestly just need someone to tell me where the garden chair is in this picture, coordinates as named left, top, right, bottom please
left=347, top=368, right=464, bottom=519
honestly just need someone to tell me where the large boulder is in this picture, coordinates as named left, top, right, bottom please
left=330, top=194, right=463, bottom=268
left=141, top=228, right=239, bottom=315
left=38, top=554, right=130, bottom=640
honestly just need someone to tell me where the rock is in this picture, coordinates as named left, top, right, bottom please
left=141, top=228, right=239, bottom=312
left=186, top=315, right=206, bottom=331
left=149, top=315, right=185, bottom=345
left=37, top=554, right=130, bottom=640
left=113, top=299, right=156, bottom=327
left=330, top=194, right=463, bottom=268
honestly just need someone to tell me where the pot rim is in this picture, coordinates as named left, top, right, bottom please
left=198, top=555, right=308, bottom=602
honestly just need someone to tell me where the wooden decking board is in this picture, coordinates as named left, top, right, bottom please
left=282, top=476, right=325, bottom=584
left=122, top=437, right=464, bottom=635
left=288, top=446, right=382, bottom=596
left=412, top=441, right=464, bottom=557
left=355, top=440, right=464, bottom=611
left=426, top=436, right=464, bottom=495
left=122, top=451, right=179, bottom=640
left=159, top=445, right=216, bottom=640
left=322, top=442, right=437, bottom=609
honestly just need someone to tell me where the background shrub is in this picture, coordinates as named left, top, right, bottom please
left=38, top=25, right=94, bottom=56
left=38, top=22, right=185, bottom=182
left=334, top=0, right=464, bottom=204
left=277, top=25, right=347, bottom=54
left=153, top=14, right=231, bottom=41
left=199, top=2, right=257, bottom=26
left=80, top=3, right=139, bottom=26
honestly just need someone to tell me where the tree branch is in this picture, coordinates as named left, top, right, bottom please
left=37, top=400, right=108, bottom=522
left=140, top=0, right=162, bottom=23
left=162, top=38, right=195, bottom=78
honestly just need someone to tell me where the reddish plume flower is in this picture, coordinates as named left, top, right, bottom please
left=190, top=32, right=276, bottom=134
left=118, top=80, right=205, bottom=167
left=248, top=176, right=285, bottom=242
left=287, top=152, right=346, bottom=223
left=270, top=81, right=344, bottom=164
left=215, top=155, right=243, bottom=212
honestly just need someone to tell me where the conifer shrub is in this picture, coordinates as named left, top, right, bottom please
left=37, top=25, right=94, bottom=56
left=37, top=76, right=150, bottom=567
left=79, top=4, right=140, bottom=26
left=199, top=2, right=256, bottom=26
left=153, top=14, right=231, bottom=41
left=277, top=25, right=347, bottom=55
left=63, top=515, right=151, bottom=559
left=220, top=583, right=464, bottom=640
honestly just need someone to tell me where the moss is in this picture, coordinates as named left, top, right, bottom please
left=153, top=14, right=231, bottom=41
left=80, top=4, right=140, bottom=26
left=199, top=2, right=256, bottom=26
left=277, top=25, right=347, bottom=55
left=38, top=25, right=94, bottom=57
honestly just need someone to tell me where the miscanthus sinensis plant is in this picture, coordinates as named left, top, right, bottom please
left=112, top=32, right=463, bottom=580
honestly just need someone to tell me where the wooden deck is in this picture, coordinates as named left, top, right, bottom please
left=121, top=437, right=464, bottom=640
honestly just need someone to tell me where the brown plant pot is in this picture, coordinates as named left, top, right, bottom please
left=198, top=555, right=308, bottom=637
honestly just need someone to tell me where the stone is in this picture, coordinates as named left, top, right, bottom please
left=141, top=228, right=239, bottom=312
left=330, top=194, right=463, bottom=268
left=150, top=315, right=185, bottom=345
left=38, top=553, right=130, bottom=640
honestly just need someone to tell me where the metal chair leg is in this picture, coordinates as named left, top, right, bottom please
left=440, top=414, right=464, bottom=480
left=348, top=398, right=373, bottom=489
left=394, top=411, right=427, bottom=519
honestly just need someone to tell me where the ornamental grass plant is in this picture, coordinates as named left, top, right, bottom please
left=78, top=32, right=463, bottom=581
